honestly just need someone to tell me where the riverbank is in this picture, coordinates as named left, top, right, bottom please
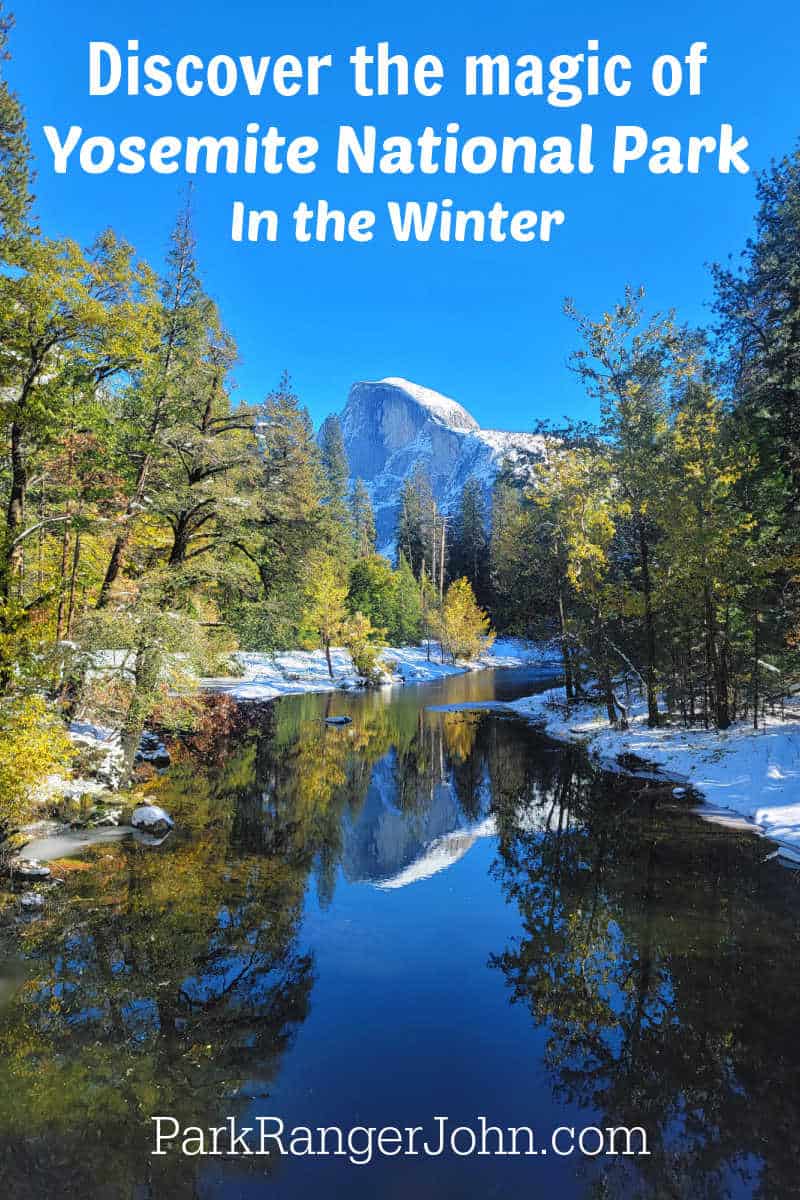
left=32, top=640, right=559, bottom=812
left=509, top=686, right=800, bottom=862
left=200, top=637, right=560, bottom=701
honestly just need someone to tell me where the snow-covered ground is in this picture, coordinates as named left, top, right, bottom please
left=201, top=638, right=560, bottom=702
left=509, top=686, right=800, bottom=863
left=42, top=721, right=170, bottom=804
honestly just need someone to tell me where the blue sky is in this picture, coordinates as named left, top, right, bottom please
left=7, top=0, right=800, bottom=429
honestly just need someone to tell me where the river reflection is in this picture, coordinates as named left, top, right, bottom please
left=1, top=668, right=799, bottom=1199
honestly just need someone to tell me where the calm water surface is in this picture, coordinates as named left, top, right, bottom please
left=1, top=666, right=800, bottom=1199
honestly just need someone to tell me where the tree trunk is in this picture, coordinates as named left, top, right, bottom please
left=55, top=522, right=71, bottom=641
left=119, top=641, right=162, bottom=787
left=752, top=605, right=759, bottom=731
left=97, top=300, right=182, bottom=606
left=557, top=583, right=574, bottom=701
left=324, top=639, right=333, bottom=678
left=168, top=512, right=191, bottom=567
left=638, top=523, right=660, bottom=727
left=704, top=583, right=730, bottom=730
left=97, top=458, right=150, bottom=607
left=439, top=518, right=446, bottom=602
left=66, top=532, right=81, bottom=638
left=600, top=658, right=618, bottom=727
left=3, top=421, right=27, bottom=599
left=430, top=504, right=437, bottom=593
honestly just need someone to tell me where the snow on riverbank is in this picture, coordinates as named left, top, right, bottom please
left=42, top=721, right=170, bottom=804
left=510, top=686, right=800, bottom=862
left=201, top=638, right=560, bottom=702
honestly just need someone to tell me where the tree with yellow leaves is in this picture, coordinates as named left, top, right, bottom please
left=533, top=443, right=629, bottom=727
left=302, top=558, right=348, bottom=678
left=436, top=577, right=494, bottom=664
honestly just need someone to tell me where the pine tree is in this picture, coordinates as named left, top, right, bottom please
left=0, top=6, right=32, bottom=249
left=346, top=553, right=397, bottom=636
left=713, top=149, right=800, bottom=511
left=318, top=414, right=353, bottom=562
left=488, top=474, right=525, bottom=631
left=153, top=311, right=258, bottom=575
left=97, top=203, right=203, bottom=605
left=227, top=372, right=328, bottom=647
left=396, top=468, right=436, bottom=579
left=450, top=478, right=488, bottom=601
left=396, top=477, right=423, bottom=574
left=350, top=478, right=376, bottom=558
left=319, top=415, right=349, bottom=506
left=393, top=553, right=423, bottom=644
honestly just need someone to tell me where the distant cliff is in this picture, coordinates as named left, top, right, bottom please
left=333, top=377, right=544, bottom=549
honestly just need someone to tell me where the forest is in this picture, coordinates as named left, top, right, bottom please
left=1, top=3, right=799, bottom=836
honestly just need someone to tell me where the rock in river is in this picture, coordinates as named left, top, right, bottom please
left=135, top=731, right=171, bottom=768
left=10, top=859, right=51, bottom=881
left=19, top=892, right=45, bottom=912
left=130, top=805, right=174, bottom=836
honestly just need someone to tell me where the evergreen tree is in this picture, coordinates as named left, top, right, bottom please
left=97, top=203, right=203, bottom=606
left=319, top=414, right=352, bottom=562
left=393, top=553, right=423, bottom=644
left=488, top=474, right=526, bottom=631
left=153, top=312, right=258, bottom=574
left=713, top=148, right=800, bottom=511
left=396, top=468, right=438, bottom=580
left=231, top=372, right=327, bottom=647
left=349, top=478, right=376, bottom=558
left=319, top=415, right=349, bottom=506
left=396, top=477, right=424, bottom=574
left=0, top=6, right=31, bottom=247
left=450, top=478, right=489, bottom=601
left=346, top=553, right=397, bottom=637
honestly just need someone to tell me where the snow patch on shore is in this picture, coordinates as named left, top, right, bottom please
left=44, top=721, right=168, bottom=802
left=201, top=638, right=560, bottom=702
left=510, top=687, right=800, bottom=861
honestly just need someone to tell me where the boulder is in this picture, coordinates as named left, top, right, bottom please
left=325, top=715, right=352, bottom=726
left=130, top=805, right=174, bottom=836
left=11, top=859, right=51, bottom=881
left=135, top=732, right=171, bottom=767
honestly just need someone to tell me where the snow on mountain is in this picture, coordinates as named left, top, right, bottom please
left=377, top=377, right=479, bottom=432
left=333, top=377, right=545, bottom=549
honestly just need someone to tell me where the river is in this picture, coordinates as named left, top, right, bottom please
left=1, top=665, right=799, bottom=1199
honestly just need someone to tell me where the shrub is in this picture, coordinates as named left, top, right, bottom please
left=0, top=696, right=72, bottom=832
left=343, top=612, right=386, bottom=683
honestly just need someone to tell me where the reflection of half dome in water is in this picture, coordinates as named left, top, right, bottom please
left=340, top=751, right=494, bottom=889
left=340, top=749, right=574, bottom=890
left=375, top=817, right=497, bottom=889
